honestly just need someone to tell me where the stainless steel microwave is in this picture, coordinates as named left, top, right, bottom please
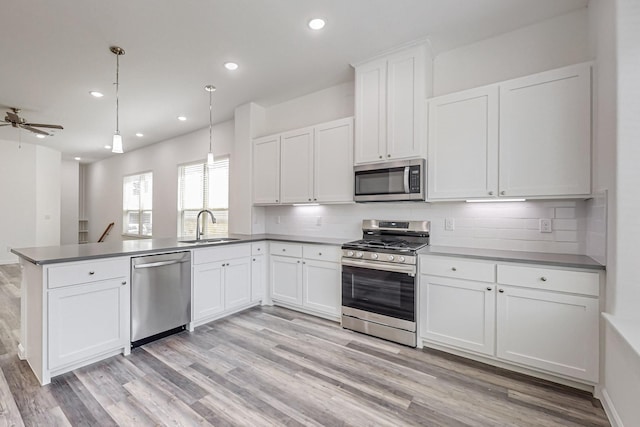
left=354, top=159, right=425, bottom=202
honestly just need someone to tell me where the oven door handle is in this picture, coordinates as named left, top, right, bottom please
left=341, top=258, right=416, bottom=276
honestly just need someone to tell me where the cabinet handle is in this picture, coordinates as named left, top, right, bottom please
left=297, top=260, right=300, bottom=263
left=88, top=271, right=95, bottom=275
left=540, top=277, right=547, bottom=282
left=282, top=249, right=286, bottom=252
left=379, top=155, right=383, bottom=159
left=451, top=267, right=457, bottom=271
left=486, top=287, right=492, bottom=291
left=303, top=261, right=306, bottom=264
left=488, top=191, right=494, bottom=196
left=122, top=281, right=127, bottom=285
left=308, top=198, right=311, bottom=201
left=498, top=289, right=505, bottom=293
left=500, top=191, right=506, bottom=195
left=276, top=199, right=279, bottom=203
left=318, top=252, right=322, bottom=256
left=387, top=154, right=391, bottom=158
left=314, top=198, right=317, bottom=201
left=253, top=258, right=256, bottom=261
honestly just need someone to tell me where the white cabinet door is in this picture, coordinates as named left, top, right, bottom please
left=49, top=278, right=128, bottom=369
left=193, top=263, right=224, bottom=321
left=419, top=275, right=495, bottom=356
left=251, top=255, right=265, bottom=302
left=386, top=46, right=425, bottom=161
left=302, top=259, right=341, bottom=317
left=314, top=118, right=354, bottom=203
left=280, top=128, right=314, bottom=203
left=428, top=85, right=499, bottom=200
left=253, top=135, right=281, bottom=204
left=271, top=255, right=302, bottom=306
left=224, top=257, right=251, bottom=310
left=496, top=285, right=599, bottom=382
left=499, top=63, right=591, bottom=197
left=355, top=58, right=386, bottom=164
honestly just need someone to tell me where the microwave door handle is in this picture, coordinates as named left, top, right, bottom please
left=403, top=167, right=410, bottom=193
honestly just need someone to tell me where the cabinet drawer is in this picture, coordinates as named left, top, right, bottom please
left=497, top=265, right=599, bottom=297
left=193, top=244, right=250, bottom=265
left=303, top=244, right=341, bottom=262
left=48, top=258, right=128, bottom=289
left=420, top=256, right=496, bottom=283
left=251, top=241, right=267, bottom=256
left=269, top=242, right=303, bottom=258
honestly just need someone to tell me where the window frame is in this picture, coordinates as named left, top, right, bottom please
left=122, top=171, right=153, bottom=238
left=177, top=156, right=229, bottom=238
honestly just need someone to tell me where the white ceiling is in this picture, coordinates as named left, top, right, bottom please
left=0, top=0, right=588, bottom=163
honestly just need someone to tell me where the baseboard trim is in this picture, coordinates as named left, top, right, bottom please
left=600, top=388, right=624, bottom=427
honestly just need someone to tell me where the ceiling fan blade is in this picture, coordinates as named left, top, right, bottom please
left=20, top=125, right=51, bottom=136
left=24, top=123, right=63, bottom=130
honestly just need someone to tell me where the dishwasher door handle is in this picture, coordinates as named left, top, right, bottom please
left=133, top=259, right=189, bottom=269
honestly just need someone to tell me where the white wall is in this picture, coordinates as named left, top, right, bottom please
left=60, top=160, right=79, bottom=245
left=433, top=8, right=590, bottom=96
left=0, top=140, right=61, bottom=264
left=85, top=121, right=234, bottom=242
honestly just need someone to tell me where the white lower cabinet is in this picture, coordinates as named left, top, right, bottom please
left=270, top=242, right=341, bottom=319
left=49, top=277, right=129, bottom=370
left=420, top=276, right=495, bottom=356
left=302, top=259, right=341, bottom=317
left=193, top=263, right=224, bottom=320
left=192, top=244, right=254, bottom=324
left=419, top=255, right=602, bottom=384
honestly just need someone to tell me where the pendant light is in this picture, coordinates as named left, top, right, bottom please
left=110, top=46, right=125, bottom=154
left=205, top=84, right=216, bottom=166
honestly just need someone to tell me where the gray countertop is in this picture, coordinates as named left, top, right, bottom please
left=12, top=235, right=605, bottom=270
left=419, top=246, right=605, bottom=270
left=11, top=234, right=349, bottom=265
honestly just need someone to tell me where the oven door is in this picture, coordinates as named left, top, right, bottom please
left=341, top=261, right=415, bottom=322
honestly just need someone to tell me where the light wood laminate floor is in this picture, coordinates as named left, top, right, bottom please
left=0, top=264, right=610, bottom=426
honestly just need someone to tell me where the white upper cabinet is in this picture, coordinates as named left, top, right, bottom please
left=499, top=63, right=592, bottom=197
left=253, top=117, right=354, bottom=205
left=253, top=135, right=281, bottom=204
left=355, top=44, right=428, bottom=164
left=281, top=128, right=314, bottom=203
left=427, top=62, right=592, bottom=201
left=314, top=117, right=354, bottom=203
left=428, top=85, right=499, bottom=199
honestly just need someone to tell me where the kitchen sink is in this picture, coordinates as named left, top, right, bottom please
left=179, top=238, right=240, bottom=244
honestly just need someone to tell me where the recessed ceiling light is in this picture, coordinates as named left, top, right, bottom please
left=35, top=134, right=46, bottom=139
left=104, top=145, right=111, bottom=149
left=178, top=116, right=187, bottom=121
left=74, top=157, right=81, bottom=161
left=224, top=62, right=239, bottom=71
left=308, top=18, right=326, bottom=30
left=136, top=133, right=144, bottom=137
left=89, top=91, right=104, bottom=98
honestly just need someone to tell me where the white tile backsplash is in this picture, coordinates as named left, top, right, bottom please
left=261, top=199, right=594, bottom=255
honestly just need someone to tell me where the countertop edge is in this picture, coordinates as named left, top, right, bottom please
left=418, top=246, right=605, bottom=271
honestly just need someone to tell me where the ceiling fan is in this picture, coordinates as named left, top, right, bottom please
left=0, top=108, right=63, bottom=136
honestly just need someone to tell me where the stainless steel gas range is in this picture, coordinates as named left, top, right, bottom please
left=341, top=219, right=430, bottom=347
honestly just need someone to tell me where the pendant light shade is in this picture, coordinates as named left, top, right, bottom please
left=111, top=46, right=125, bottom=154
left=112, top=132, right=123, bottom=154
left=205, top=84, right=216, bottom=166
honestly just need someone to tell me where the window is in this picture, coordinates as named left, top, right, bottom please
left=123, top=172, right=153, bottom=237
left=178, top=157, right=229, bottom=237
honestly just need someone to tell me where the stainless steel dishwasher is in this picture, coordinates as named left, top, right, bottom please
left=131, top=251, right=191, bottom=346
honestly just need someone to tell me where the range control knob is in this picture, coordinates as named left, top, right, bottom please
left=347, top=251, right=354, bottom=257
left=398, top=256, right=406, bottom=263
left=371, top=253, right=378, bottom=260
left=387, top=255, right=395, bottom=261
left=356, top=252, right=363, bottom=258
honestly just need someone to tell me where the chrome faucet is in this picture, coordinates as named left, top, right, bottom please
left=195, top=209, right=216, bottom=241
